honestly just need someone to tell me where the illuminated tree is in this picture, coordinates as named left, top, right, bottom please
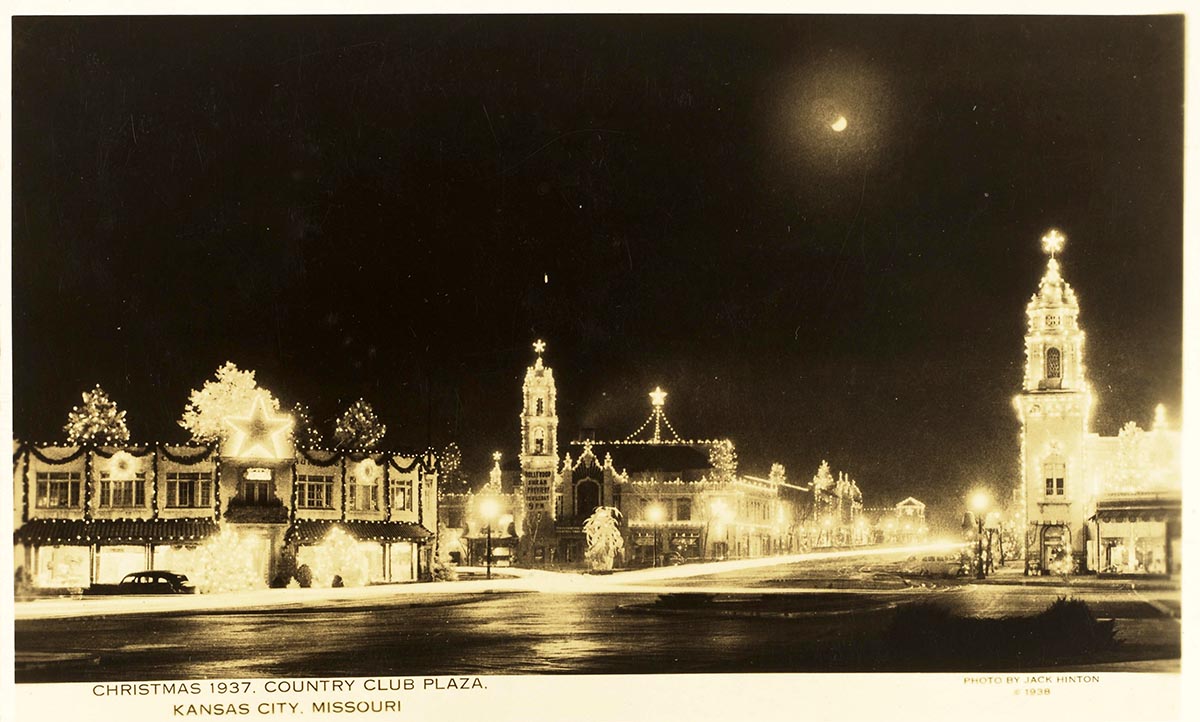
left=583, top=506, right=624, bottom=571
left=1113, top=421, right=1149, bottom=492
left=64, top=385, right=131, bottom=445
left=290, top=402, right=324, bottom=447
left=438, top=442, right=469, bottom=494
left=812, top=460, right=834, bottom=491
left=179, top=362, right=280, bottom=443
left=708, top=439, right=738, bottom=483
left=333, top=398, right=387, bottom=449
left=769, top=462, right=787, bottom=486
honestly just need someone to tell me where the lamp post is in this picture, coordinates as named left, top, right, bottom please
left=646, top=502, right=666, bottom=567
left=970, top=490, right=990, bottom=580
left=479, top=497, right=500, bottom=580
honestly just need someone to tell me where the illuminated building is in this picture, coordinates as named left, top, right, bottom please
left=1013, top=230, right=1181, bottom=575
left=437, top=453, right=521, bottom=568
left=865, top=497, right=929, bottom=545
left=489, top=342, right=799, bottom=566
left=12, top=405, right=438, bottom=590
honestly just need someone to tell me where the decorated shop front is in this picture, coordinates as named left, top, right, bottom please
left=1091, top=493, right=1181, bottom=576
left=13, top=434, right=439, bottom=592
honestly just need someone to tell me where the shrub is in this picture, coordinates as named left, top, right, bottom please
left=295, top=564, right=313, bottom=588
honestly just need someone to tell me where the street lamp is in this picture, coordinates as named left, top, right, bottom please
left=479, top=497, right=500, bottom=580
left=970, top=490, right=990, bottom=580
left=646, top=502, right=666, bottom=567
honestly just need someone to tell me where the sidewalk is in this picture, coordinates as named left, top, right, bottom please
left=967, top=564, right=1181, bottom=591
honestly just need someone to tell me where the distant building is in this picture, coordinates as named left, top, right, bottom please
left=437, top=454, right=521, bottom=567
left=488, top=342, right=829, bottom=568
left=1013, top=231, right=1181, bottom=575
left=13, top=403, right=437, bottom=591
left=865, top=497, right=929, bottom=545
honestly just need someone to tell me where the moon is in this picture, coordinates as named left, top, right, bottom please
left=830, top=115, right=848, bottom=132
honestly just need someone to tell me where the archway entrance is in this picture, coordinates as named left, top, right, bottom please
left=575, top=479, right=600, bottom=518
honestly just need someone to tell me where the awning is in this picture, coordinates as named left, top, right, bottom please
left=1094, top=509, right=1180, bottom=524
left=1091, top=493, right=1182, bottom=524
left=14, top=518, right=221, bottom=545
left=287, top=520, right=433, bottom=545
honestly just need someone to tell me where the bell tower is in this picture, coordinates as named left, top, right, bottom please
left=1013, top=229, right=1093, bottom=574
left=520, top=340, right=559, bottom=520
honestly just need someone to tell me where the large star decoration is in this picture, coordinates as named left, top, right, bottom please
left=532, top=339, right=546, bottom=355
left=649, top=386, right=668, bottom=408
left=1041, top=229, right=1065, bottom=257
left=224, top=395, right=293, bottom=459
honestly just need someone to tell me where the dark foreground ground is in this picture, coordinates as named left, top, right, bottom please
left=15, top=572, right=1179, bottom=681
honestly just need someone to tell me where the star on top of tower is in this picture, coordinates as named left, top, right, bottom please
left=492, top=451, right=503, bottom=464
left=1041, top=228, right=1066, bottom=257
left=649, top=386, right=668, bottom=408
left=224, top=393, right=293, bottom=459
left=532, top=339, right=546, bottom=356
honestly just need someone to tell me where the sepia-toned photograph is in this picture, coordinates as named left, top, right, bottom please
left=3, top=7, right=1186, bottom=721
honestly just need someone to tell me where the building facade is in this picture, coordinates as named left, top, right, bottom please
left=13, top=401, right=437, bottom=591
left=1014, top=231, right=1181, bottom=575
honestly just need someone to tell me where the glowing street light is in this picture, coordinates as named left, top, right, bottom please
left=646, top=502, right=666, bottom=567
left=969, top=490, right=990, bottom=579
left=709, top=499, right=733, bottom=560
left=479, top=497, right=501, bottom=580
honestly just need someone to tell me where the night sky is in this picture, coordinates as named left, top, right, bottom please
left=10, top=15, right=1184, bottom=528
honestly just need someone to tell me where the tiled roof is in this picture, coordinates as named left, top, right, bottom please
left=14, top=518, right=220, bottom=544
left=287, top=520, right=433, bottom=545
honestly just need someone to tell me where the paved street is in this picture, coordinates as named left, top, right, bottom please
left=15, top=547, right=1181, bottom=681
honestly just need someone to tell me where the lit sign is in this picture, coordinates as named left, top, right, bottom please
left=244, top=467, right=272, bottom=481
left=524, top=471, right=553, bottom=506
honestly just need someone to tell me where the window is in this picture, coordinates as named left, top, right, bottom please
left=296, top=474, right=334, bottom=509
left=166, top=472, right=213, bottom=508
left=35, top=472, right=81, bottom=508
left=1043, top=458, right=1066, bottom=497
left=239, top=481, right=272, bottom=504
left=1045, top=315, right=1060, bottom=330
left=347, top=477, right=378, bottom=511
left=676, top=498, right=692, bottom=521
left=98, top=473, right=146, bottom=507
left=1045, top=347, right=1062, bottom=379
left=389, top=477, right=413, bottom=511
left=533, top=428, right=545, bottom=455
left=535, top=398, right=544, bottom=416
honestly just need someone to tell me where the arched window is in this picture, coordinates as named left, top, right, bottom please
left=575, top=479, right=600, bottom=518
left=535, top=398, right=544, bottom=416
left=533, top=427, right=545, bottom=455
left=1045, top=347, right=1062, bottom=379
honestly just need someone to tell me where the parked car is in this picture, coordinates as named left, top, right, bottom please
left=86, top=570, right=196, bottom=595
left=900, top=554, right=961, bottom=577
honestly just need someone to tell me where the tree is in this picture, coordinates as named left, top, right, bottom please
left=179, top=362, right=280, bottom=443
left=583, top=506, right=624, bottom=571
left=64, top=385, right=131, bottom=445
left=333, top=399, right=387, bottom=449
left=708, top=439, right=738, bottom=483
left=812, top=460, right=834, bottom=491
left=291, top=402, right=324, bottom=447
left=769, top=462, right=787, bottom=486
left=438, top=442, right=469, bottom=494
left=1113, top=421, right=1149, bottom=492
